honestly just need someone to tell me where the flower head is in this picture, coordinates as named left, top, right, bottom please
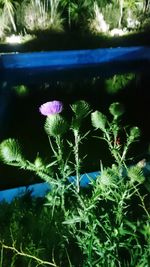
left=39, top=100, right=63, bottom=116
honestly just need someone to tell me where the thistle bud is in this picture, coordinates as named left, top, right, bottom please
left=34, top=156, right=43, bottom=168
left=44, top=114, right=68, bottom=137
left=0, top=139, right=23, bottom=163
left=109, top=102, right=124, bottom=119
left=128, top=166, right=145, bottom=184
left=71, top=100, right=90, bottom=119
left=129, top=126, right=140, bottom=141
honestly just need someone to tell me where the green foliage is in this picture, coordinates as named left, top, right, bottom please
left=0, top=0, right=18, bottom=32
left=19, top=0, right=63, bottom=32
left=105, top=74, right=135, bottom=94
left=0, top=0, right=148, bottom=38
left=0, top=7, right=9, bottom=39
left=13, top=85, right=29, bottom=97
left=102, top=2, right=120, bottom=29
left=61, top=0, right=93, bottom=29
left=0, top=194, right=72, bottom=266
left=88, top=2, right=109, bottom=34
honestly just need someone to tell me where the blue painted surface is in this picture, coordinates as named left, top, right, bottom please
left=0, top=171, right=100, bottom=203
left=0, top=46, right=149, bottom=85
left=0, top=47, right=150, bottom=70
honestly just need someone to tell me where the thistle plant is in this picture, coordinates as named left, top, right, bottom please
left=0, top=100, right=150, bottom=266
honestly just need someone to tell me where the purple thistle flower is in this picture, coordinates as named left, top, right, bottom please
left=39, top=100, right=63, bottom=116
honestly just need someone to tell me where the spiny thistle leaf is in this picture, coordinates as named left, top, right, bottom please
left=44, top=114, right=68, bottom=137
left=91, top=111, right=107, bottom=131
left=128, top=165, right=145, bottom=184
left=71, top=100, right=90, bottom=119
left=0, top=139, right=24, bottom=163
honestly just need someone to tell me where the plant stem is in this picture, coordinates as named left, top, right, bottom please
left=133, top=184, right=150, bottom=219
left=0, top=244, right=3, bottom=267
left=121, top=139, right=132, bottom=162
left=55, top=135, right=65, bottom=178
left=116, top=189, right=128, bottom=224
left=104, top=130, right=121, bottom=166
left=1, top=243, right=58, bottom=267
left=74, top=130, right=80, bottom=192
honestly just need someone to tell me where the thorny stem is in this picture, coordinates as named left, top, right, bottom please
left=133, top=184, right=150, bottom=219
left=74, top=130, right=80, bottom=193
left=8, top=160, right=53, bottom=184
left=55, top=135, right=65, bottom=179
left=104, top=130, right=122, bottom=166
left=121, top=139, right=132, bottom=162
left=48, top=136, right=57, bottom=157
left=49, top=135, right=65, bottom=179
left=116, top=189, right=128, bottom=224
left=1, top=243, right=58, bottom=267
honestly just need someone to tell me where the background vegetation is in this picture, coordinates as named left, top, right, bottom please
left=0, top=0, right=150, bottom=40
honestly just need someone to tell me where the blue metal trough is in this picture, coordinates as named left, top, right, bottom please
left=0, top=46, right=150, bottom=84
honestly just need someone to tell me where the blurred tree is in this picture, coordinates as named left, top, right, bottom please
left=118, top=0, right=124, bottom=28
left=60, top=0, right=93, bottom=30
left=0, top=0, right=18, bottom=31
left=143, top=0, right=150, bottom=12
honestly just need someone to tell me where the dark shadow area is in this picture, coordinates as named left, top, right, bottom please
left=0, top=29, right=150, bottom=53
